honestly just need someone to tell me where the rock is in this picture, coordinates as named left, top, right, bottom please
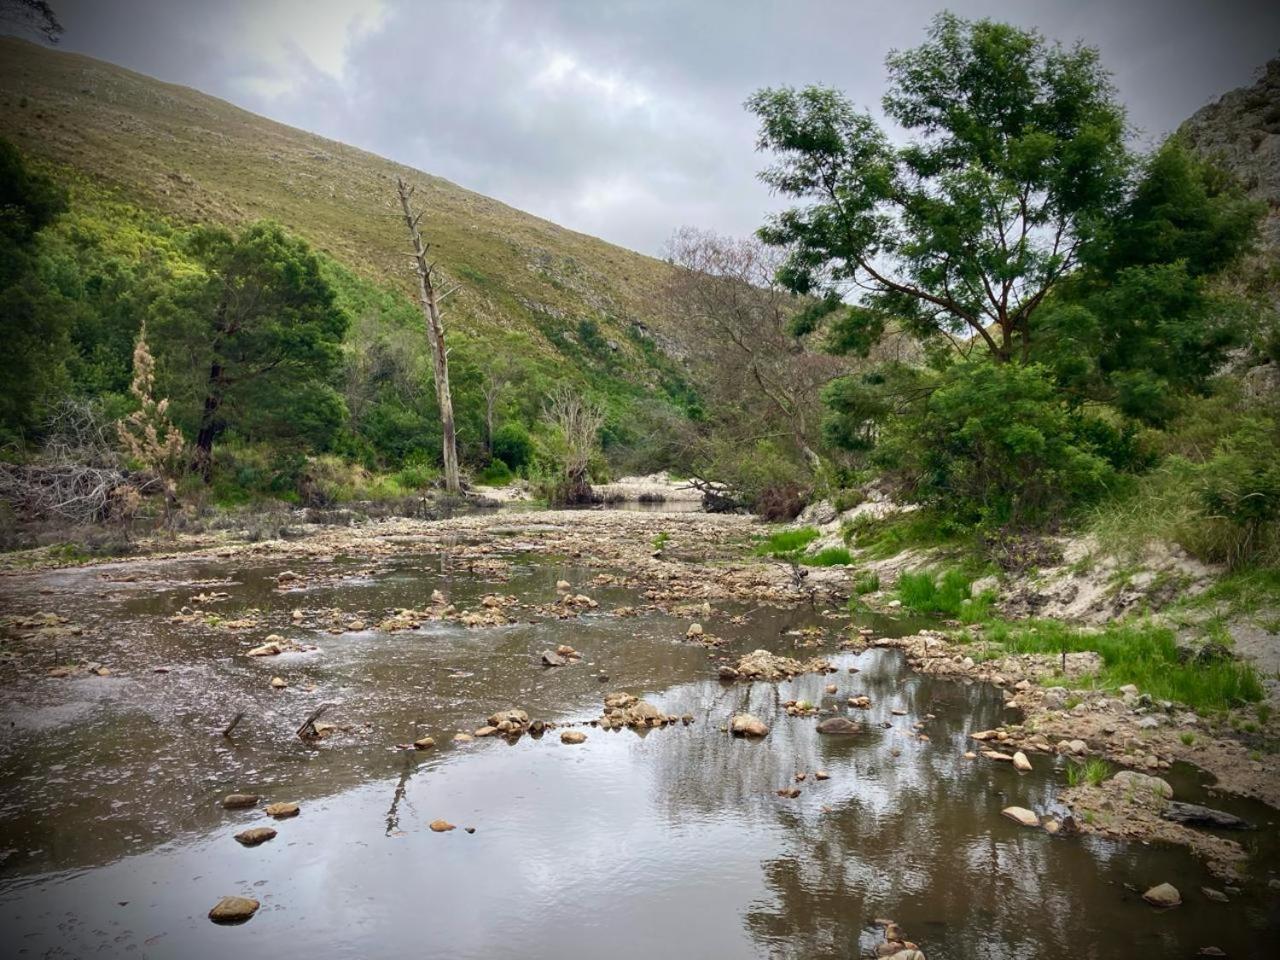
left=1111, top=770, right=1174, bottom=799
left=270, top=676, right=287, bottom=689
left=730, top=714, right=770, bottom=737
left=346, top=619, right=366, bottom=631
left=814, top=770, right=830, bottom=780
left=555, top=580, right=571, bottom=591
left=474, top=726, right=498, bottom=737
left=777, top=787, right=801, bottom=798
left=1002, top=806, right=1040, bottom=828
left=1042, top=817, right=1061, bottom=834
left=413, top=736, right=435, bottom=750
left=1196, top=949, right=1226, bottom=957
left=246, top=641, right=282, bottom=657
left=208, top=895, right=259, bottom=924
left=221, top=793, right=259, bottom=809
left=815, top=716, right=861, bottom=735
left=560, top=730, right=587, bottom=744
left=1161, top=802, right=1250, bottom=830
left=686, top=623, right=704, bottom=638
left=718, top=665, right=740, bottom=680
left=890, top=708, right=907, bottom=716
left=541, top=650, right=566, bottom=667
left=847, top=695, right=871, bottom=709
left=1201, top=887, right=1229, bottom=903
left=1069, top=739, right=1087, bottom=755
left=1012, top=751, right=1032, bottom=772
left=453, top=733, right=473, bottom=743
left=1142, top=882, right=1181, bottom=908
left=824, top=683, right=838, bottom=694
left=555, top=644, right=578, bottom=658
left=732, top=648, right=831, bottom=681
left=234, top=827, right=277, bottom=847
left=264, top=802, right=299, bottom=819
left=429, top=819, right=455, bottom=832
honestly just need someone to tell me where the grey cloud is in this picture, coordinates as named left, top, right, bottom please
left=48, top=0, right=1280, bottom=255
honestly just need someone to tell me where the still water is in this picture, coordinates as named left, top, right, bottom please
left=0, top=547, right=1276, bottom=958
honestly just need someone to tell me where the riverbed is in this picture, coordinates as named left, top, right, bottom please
left=0, top=511, right=1276, bottom=958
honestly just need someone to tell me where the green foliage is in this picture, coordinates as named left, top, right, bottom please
left=874, top=360, right=1119, bottom=528
left=803, top=547, right=853, bottom=567
left=1188, top=416, right=1280, bottom=568
left=491, top=421, right=534, bottom=471
left=474, top=458, right=513, bottom=486
left=853, top=570, right=880, bottom=594
left=1065, top=757, right=1111, bottom=787
left=985, top=618, right=1264, bottom=712
left=749, top=13, right=1129, bottom=364
left=754, top=526, right=820, bottom=557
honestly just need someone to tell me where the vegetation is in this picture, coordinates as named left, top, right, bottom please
left=896, top=568, right=994, bottom=621
left=754, top=526, right=820, bottom=557
left=980, top=618, right=1264, bottom=712
left=1065, top=756, right=1111, bottom=788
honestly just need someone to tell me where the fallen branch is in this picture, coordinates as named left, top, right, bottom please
left=296, top=702, right=334, bottom=740
left=221, top=711, right=245, bottom=738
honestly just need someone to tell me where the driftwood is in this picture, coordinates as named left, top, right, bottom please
left=296, top=702, right=334, bottom=740
left=683, top=475, right=746, bottom=514
left=221, top=711, right=245, bottom=738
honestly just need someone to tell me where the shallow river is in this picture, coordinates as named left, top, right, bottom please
left=0, top=539, right=1276, bottom=958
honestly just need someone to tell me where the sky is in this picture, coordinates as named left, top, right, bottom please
left=30, top=0, right=1280, bottom=256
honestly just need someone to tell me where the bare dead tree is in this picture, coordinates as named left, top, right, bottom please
left=541, top=386, right=605, bottom=505
left=395, top=176, right=461, bottom=494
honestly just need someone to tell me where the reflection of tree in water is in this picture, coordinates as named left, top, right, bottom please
left=645, top=650, right=1152, bottom=959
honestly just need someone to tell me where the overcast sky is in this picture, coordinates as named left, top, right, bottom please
left=37, top=0, right=1280, bottom=256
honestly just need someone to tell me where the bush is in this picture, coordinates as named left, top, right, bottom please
left=492, top=422, right=533, bottom=471
left=1189, top=416, right=1280, bottom=567
left=475, top=458, right=513, bottom=486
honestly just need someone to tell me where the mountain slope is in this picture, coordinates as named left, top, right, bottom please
left=0, top=36, right=686, bottom=377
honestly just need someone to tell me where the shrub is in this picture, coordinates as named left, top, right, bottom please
left=854, top=571, right=880, bottom=594
left=475, top=458, right=513, bottom=486
left=1189, top=416, right=1280, bottom=567
left=492, top=422, right=533, bottom=471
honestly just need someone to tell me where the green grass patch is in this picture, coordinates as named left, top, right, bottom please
left=983, top=619, right=1264, bottom=712
left=802, top=547, right=853, bottom=567
left=842, top=509, right=966, bottom=560
left=652, top=531, right=671, bottom=551
left=754, top=526, right=820, bottom=557
left=1065, top=756, right=1111, bottom=787
left=853, top=570, right=880, bottom=594
left=895, top=567, right=995, bottom=622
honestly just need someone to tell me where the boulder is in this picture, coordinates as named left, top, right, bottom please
left=413, top=736, right=435, bottom=750
left=1012, top=751, right=1033, bottom=772
left=731, top=714, right=770, bottom=737
left=1142, top=883, right=1181, bottom=908
left=208, top=896, right=259, bottom=924
left=816, top=716, right=861, bottom=735
left=221, top=793, right=259, bottom=810
left=264, top=802, right=299, bottom=819
left=560, top=730, right=587, bottom=744
left=1111, top=770, right=1173, bottom=799
left=234, top=827, right=277, bottom=847
left=1001, top=806, right=1040, bottom=828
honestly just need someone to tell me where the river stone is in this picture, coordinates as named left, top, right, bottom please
left=221, top=793, right=259, bottom=809
left=816, top=716, right=861, bottom=735
left=814, top=770, right=830, bottom=781
left=718, top=665, right=739, bottom=680
left=1002, top=806, right=1040, bottom=828
left=429, top=819, right=455, bottom=832
left=1201, top=887, right=1229, bottom=903
left=560, top=730, right=587, bottom=744
left=1111, top=770, right=1174, bottom=799
left=413, top=736, right=435, bottom=750
left=540, top=650, right=566, bottom=667
left=234, top=827, right=277, bottom=847
left=686, top=623, right=704, bottom=638
left=264, top=801, right=299, bottom=819
left=1161, top=801, right=1250, bottom=829
left=208, top=895, right=259, bottom=924
left=730, top=714, right=769, bottom=737
left=1012, top=751, right=1032, bottom=772
left=270, top=676, right=287, bottom=689
left=1142, top=882, right=1182, bottom=907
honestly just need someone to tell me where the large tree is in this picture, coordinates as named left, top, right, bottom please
left=748, top=13, right=1130, bottom=364
left=151, top=221, right=348, bottom=480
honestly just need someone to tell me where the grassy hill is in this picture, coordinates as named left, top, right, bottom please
left=0, top=36, right=690, bottom=393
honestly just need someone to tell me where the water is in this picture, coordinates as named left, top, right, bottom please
left=0, top=545, right=1276, bottom=958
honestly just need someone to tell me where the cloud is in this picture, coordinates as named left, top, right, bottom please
left=50, top=0, right=1280, bottom=255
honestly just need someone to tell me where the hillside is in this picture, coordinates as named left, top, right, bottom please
left=0, top=36, right=687, bottom=381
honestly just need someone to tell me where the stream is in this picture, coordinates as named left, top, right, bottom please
left=0, top=531, right=1277, bottom=958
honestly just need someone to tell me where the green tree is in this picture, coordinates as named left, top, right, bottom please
left=0, top=138, right=75, bottom=440
left=748, top=13, right=1129, bottom=364
left=151, top=221, right=348, bottom=480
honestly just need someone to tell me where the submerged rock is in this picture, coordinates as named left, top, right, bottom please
left=730, top=714, right=770, bottom=737
left=234, top=827, right=277, bottom=847
left=208, top=895, right=259, bottom=924
left=816, top=716, right=861, bottom=735
left=413, top=736, right=436, bottom=750
left=1142, top=882, right=1182, bottom=907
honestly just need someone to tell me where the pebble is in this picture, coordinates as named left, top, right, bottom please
left=429, top=819, right=455, bottom=832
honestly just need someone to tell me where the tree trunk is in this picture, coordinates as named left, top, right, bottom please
left=396, top=177, right=461, bottom=495
left=192, top=362, right=224, bottom=483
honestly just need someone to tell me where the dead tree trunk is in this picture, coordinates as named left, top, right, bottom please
left=395, top=176, right=461, bottom=495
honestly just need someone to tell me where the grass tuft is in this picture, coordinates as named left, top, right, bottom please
left=754, top=526, right=820, bottom=557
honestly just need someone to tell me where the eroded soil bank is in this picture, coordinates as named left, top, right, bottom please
left=1, top=509, right=1277, bottom=959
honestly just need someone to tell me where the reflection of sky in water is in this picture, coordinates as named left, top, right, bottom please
left=0, top=553, right=1276, bottom=959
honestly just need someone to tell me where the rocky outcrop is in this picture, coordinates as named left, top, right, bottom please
left=729, top=649, right=833, bottom=682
